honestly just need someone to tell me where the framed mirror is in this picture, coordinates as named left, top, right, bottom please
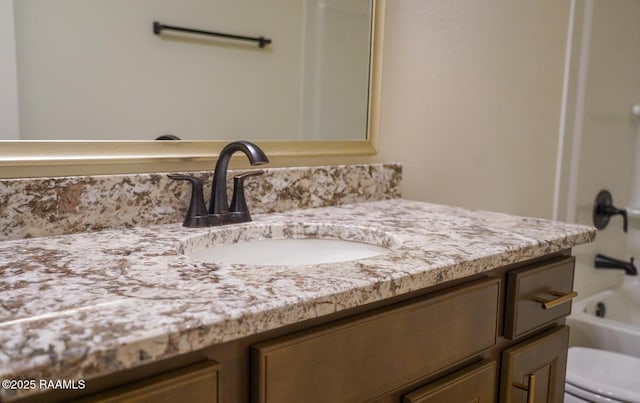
left=0, top=0, right=385, bottom=178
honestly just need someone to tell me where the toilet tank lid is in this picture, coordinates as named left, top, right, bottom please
left=567, top=347, right=640, bottom=401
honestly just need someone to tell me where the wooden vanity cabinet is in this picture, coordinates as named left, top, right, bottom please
left=251, top=254, right=576, bottom=403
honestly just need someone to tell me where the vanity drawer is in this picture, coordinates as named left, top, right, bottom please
left=251, top=278, right=500, bottom=403
left=403, top=360, right=497, bottom=403
left=75, top=361, right=219, bottom=403
left=504, top=257, right=576, bottom=339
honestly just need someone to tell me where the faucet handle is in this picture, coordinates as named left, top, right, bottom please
left=594, top=190, right=628, bottom=233
left=168, top=174, right=210, bottom=227
left=230, top=170, right=265, bottom=216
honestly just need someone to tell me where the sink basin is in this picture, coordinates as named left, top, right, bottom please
left=178, top=223, right=401, bottom=266
left=188, top=238, right=390, bottom=265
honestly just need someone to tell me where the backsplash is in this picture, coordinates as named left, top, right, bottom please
left=0, top=163, right=401, bottom=241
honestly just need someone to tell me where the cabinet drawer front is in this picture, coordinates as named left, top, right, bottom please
left=74, top=361, right=219, bottom=403
left=504, top=257, right=575, bottom=339
left=500, top=326, right=569, bottom=403
left=252, top=278, right=499, bottom=403
left=403, top=360, right=497, bottom=403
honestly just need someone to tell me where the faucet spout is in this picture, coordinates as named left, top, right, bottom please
left=210, top=141, right=269, bottom=215
left=594, top=253, right=638, bottom=276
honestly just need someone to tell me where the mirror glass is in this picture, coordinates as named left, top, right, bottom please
left=4, top=0, right=373, bottom=141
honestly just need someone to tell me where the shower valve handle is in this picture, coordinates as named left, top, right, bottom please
left=598, top=204, right=628, bottom=232
left=593, top=190, right=628, bottom=233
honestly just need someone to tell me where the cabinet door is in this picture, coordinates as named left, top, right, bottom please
left=403, top=360, right=496, bottom=403
left=500, top=326, right=569, bottom=403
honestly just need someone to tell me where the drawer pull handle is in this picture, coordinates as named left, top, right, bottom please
left=513, top=373, right=536, bottom=403
left=532, top=290, right=578, bottom=309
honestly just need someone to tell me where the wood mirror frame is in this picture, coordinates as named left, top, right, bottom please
left=0, top=0, right=385, bottom=179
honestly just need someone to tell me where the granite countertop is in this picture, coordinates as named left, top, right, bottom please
left=0, top=199, right=595, bottom=400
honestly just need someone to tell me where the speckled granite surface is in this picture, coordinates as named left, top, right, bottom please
left=0, top=163, right=401, bottom=241
left=0, top=199, right=595, bottom=400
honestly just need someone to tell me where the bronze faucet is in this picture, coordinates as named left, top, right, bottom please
left=169, top=140, right=269, bottom=227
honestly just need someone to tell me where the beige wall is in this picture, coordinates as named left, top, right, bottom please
left=0, top=0, right=19, bottom=139
left=376, top=0, right=571, bottom=219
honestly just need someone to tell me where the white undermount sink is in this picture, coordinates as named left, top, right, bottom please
left=178, top=223, right=401, bottom=266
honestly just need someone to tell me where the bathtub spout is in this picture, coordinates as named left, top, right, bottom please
left=595, top=253, right=638, bottom=276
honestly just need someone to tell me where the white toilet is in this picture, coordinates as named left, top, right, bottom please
left=564, top=347, right=640, bottom=402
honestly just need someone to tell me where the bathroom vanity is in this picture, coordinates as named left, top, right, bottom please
left=0, top=199, right=594, bottom=403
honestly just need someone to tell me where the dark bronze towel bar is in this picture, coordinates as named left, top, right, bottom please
left=153, top=21, right=272, bottom=48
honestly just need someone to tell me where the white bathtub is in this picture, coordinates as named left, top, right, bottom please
left=567, top=278, right=640, bottom=358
